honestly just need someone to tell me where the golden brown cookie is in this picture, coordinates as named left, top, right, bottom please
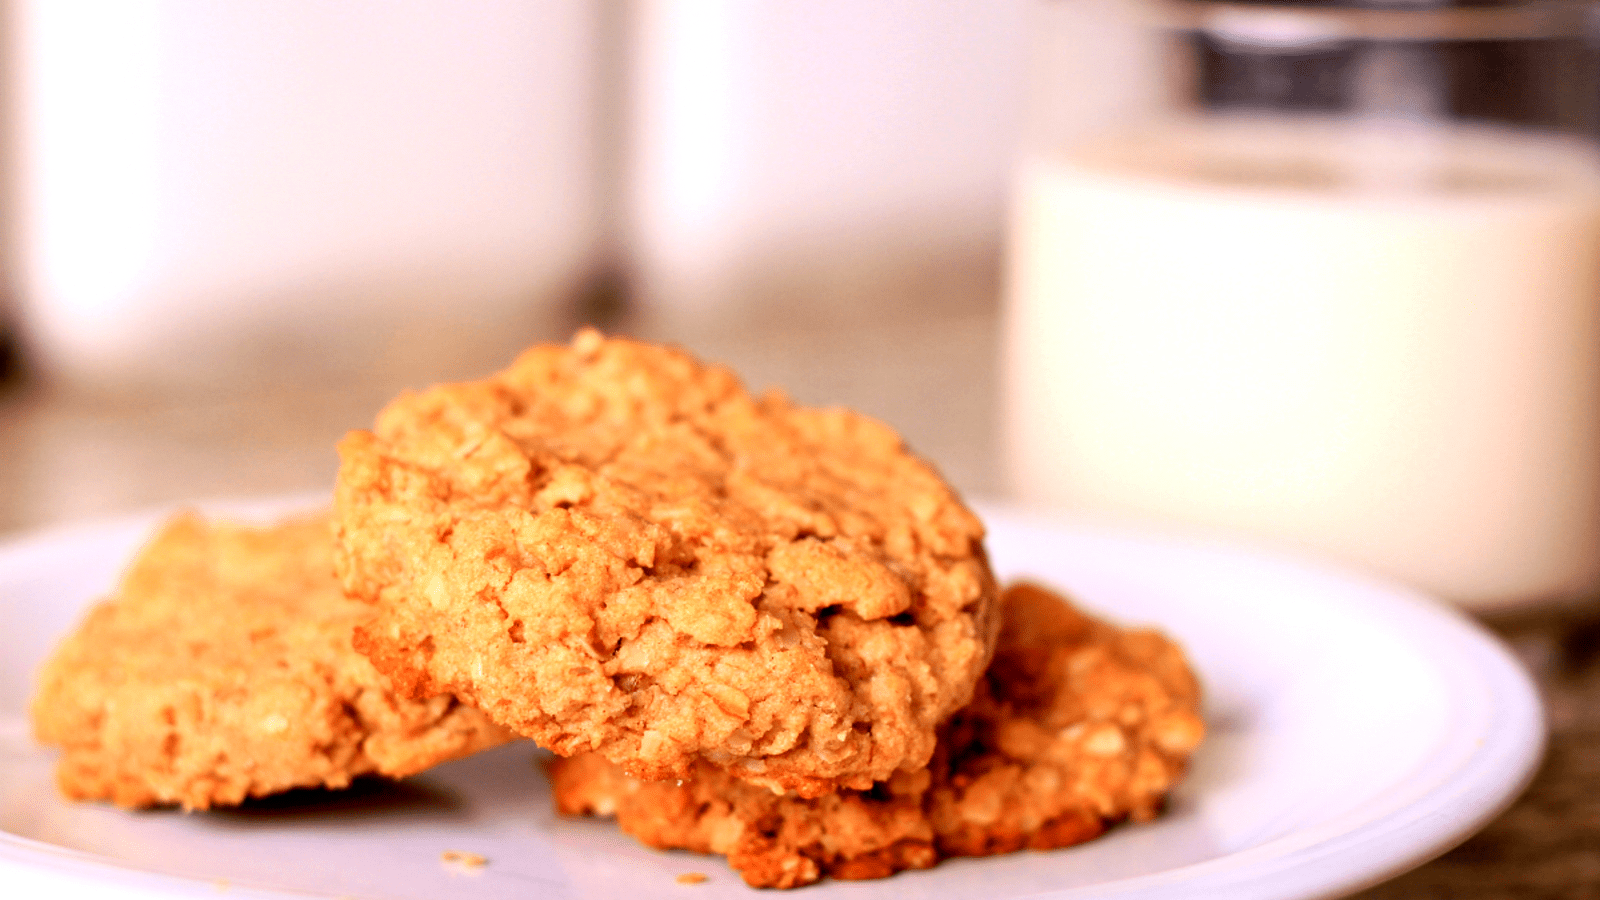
left=334, top=329, right=999, bottom=796
left=31, top=513, right=516, bottom=811
left=550, top=583, right=1205, bottom=889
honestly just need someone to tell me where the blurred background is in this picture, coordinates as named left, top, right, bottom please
left=3, top=0, right=1600, bottom=890
left=0, top=0, right=1030, bottom=534
left=7, top=0, right=1600, bottom=612
left=3, top=0, right=1600, bottom=610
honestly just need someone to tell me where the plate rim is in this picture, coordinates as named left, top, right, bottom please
left=975, top=503, right=1546, bottom=899
left=0, top=497, right=1548, bottom=900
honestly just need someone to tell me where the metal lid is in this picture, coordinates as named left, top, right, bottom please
left=1155, top=0, right=1590, bottom=45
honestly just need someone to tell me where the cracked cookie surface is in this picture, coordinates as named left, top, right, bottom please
left=31, top=514, right=516, bottom=810
left=550, top=583, right=1206, bottom=888
left=334, top=329, right=1000, bottom=795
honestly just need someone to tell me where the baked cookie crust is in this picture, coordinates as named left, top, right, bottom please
left=334, top=329, right=999, bottom=795
left=31, top=514, right=516, bottom=811
left=550, top=583, right=1206, bottom=889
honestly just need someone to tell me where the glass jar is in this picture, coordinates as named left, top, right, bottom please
left=1003, top=0, right=1600, bottom=609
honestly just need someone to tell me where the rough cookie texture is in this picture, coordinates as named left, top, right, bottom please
left=31, top=514, right=516, bottom=811
left=334, top=329, right=999, bottom=795
left=550, top=583, right=1205, bottom=889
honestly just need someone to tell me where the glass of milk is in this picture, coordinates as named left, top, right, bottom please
left=1003, top=0, right=1600, bottom=610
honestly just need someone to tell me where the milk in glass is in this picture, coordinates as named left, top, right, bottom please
left=1005, top=106, right=1600, bottom=607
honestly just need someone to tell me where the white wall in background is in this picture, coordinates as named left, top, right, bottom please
left=7, top=0, right=602, bottom=389
left=1024, top=0, right=1164, bottom=150
left=624, top=0, right=1031, bottom=314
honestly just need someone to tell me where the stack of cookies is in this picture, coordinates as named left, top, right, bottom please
left=31, top=330, right=1204, bottom=889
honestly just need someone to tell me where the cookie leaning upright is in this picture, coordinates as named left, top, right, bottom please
left=334, top=329, right=1000, bottom=795
left=31, top=514, right=516, bottom=811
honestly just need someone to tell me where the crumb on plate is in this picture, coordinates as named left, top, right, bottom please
left=441, top=850, right=488, bottom=872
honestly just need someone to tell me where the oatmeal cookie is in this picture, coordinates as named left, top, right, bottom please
left=334, top=329, right=999, bottom=796
left=550, top=582, right=1205, bottom=889
left=31, top=514, right=516, bottom=811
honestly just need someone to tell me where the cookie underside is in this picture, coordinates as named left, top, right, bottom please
left=549, top=583, right=1207, bottom=889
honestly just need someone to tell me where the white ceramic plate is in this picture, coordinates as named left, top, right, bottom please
left=0, top=497, right=1543, bottom=899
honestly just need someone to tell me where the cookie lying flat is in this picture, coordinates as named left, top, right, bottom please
left=31, top=514, right=516, bottom=811
left=550, top=583, right=1205, bottom=889
left=335, top=329, right=1000, bottom=796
